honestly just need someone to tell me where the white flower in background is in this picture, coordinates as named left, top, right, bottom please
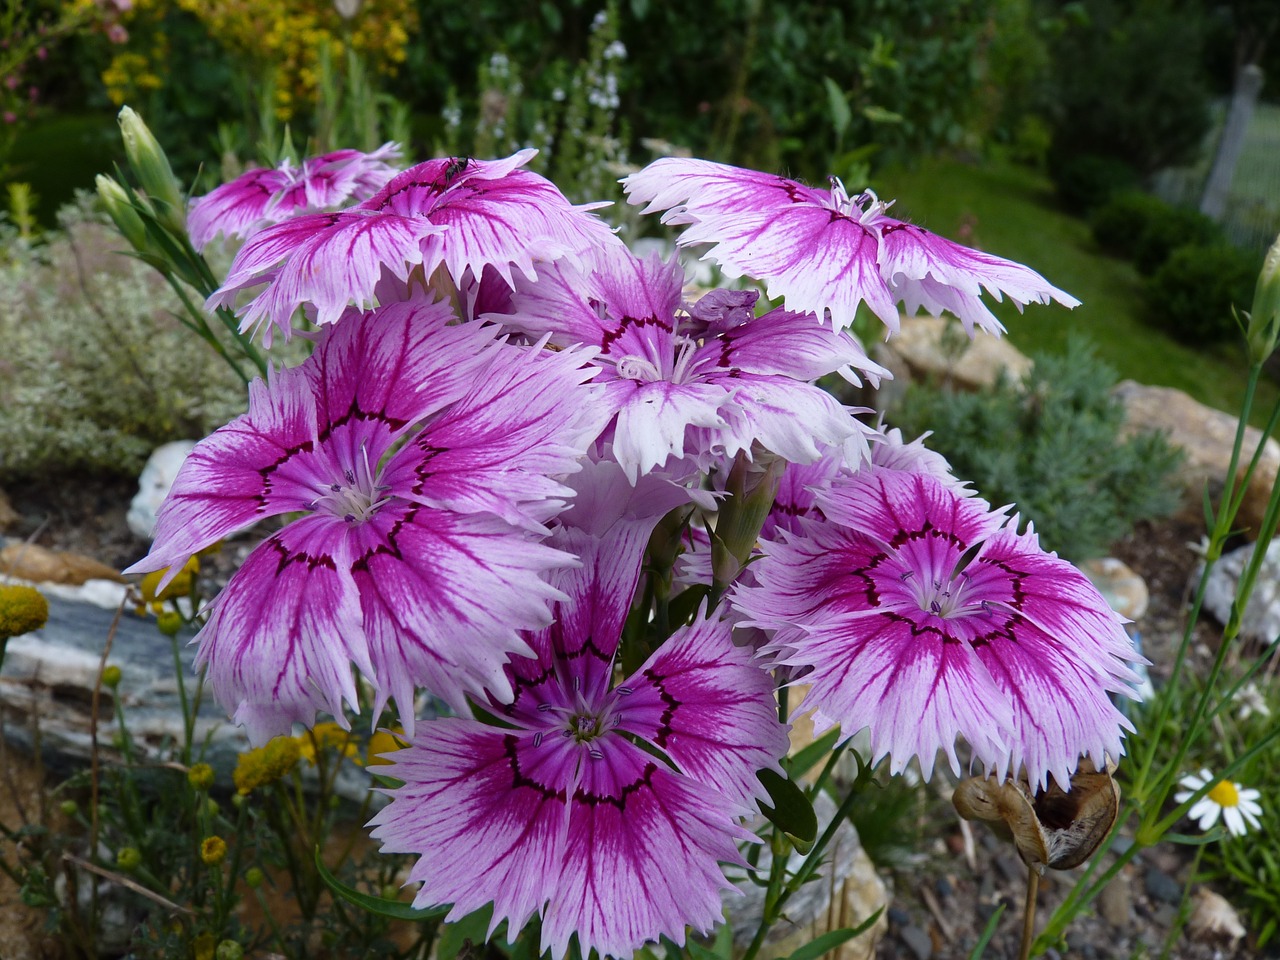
left=1175, top=769, right=1263, bottom=836
left=1235, top=682, right=1271, bottom=722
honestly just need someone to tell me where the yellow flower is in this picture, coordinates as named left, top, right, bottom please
left=200, top=835, right=227, bottom=866
left=0, top=585, right=49, bottom=640
left=297, top=722, right=359, bottom=765
left=233, top=737, right=301, bottom=794
left=366, top=726, right=407, bottom=766
left=138, top=556, right=200, bottom=604
left=188, top=763, right=215, bottom=792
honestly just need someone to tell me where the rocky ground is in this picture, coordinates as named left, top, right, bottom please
left=0, top=482, right=1271, bottom=959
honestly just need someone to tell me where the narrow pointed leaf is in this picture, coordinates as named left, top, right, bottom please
left=757, top=768, right=817, bottom=848
left=314, top=847, right=447, bottom=921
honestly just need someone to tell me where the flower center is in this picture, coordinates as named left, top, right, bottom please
left=310, top=442, right=390, bottom=523
left=1208, top=780, right=1240, bottom=807
left=827, top=177, right=895, bottom=225
left=615, top=334, right=699, bottom=385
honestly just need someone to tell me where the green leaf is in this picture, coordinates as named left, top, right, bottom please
left=822, top=77, right=852, bottom=138
left=314, top=847, right=447, bottom=922
left=784, top=909, right=883, bottom=960
left=785, top=728, right=841, bottom=780
left=861, top=105, right=905, bottom=125
left=1166, top=830, right=1227, bottom=846
left=668, top=584, right=711, bottom=630
left=969, top=903, right=1005, bottom=959
left=438, top=904, right=495, bottom=960
left=757, top=769, right=817, bottom=850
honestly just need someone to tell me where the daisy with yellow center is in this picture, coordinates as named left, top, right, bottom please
left=1175, top=769, right=1263, bottom=837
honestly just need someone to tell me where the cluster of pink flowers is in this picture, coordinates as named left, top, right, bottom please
left=128, top=147, right=1137, bottom=958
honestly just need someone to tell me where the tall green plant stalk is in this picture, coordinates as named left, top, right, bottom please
left=1032, top=233, right=1280, bottom=954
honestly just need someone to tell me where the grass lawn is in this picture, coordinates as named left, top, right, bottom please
left=875, top=157, right=1278, bottom=427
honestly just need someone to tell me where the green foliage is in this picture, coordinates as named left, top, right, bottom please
left=1091, top=191, right=1221, bottom=275
left=1045, top=0, right=1212, bottom=194
left=1046, top=151, right=1140, bottom=213
left=0, top=195, right=244, bottom=482
left=1145, top=242, right=1259, bottom=344
left=888, top=337, right=1184, bottom=561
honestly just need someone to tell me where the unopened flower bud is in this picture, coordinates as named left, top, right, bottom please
left=0, top=584, right=49, bottom=640
left=116, top=847, right=142, bottom=872
left=95, top=174, right=151, bottom=252
left=156, top=611, right=183, bottom=636
left=118, top=106, right=185, bottom=234
left=244, top=866, right=265, bottom=888
left=101, top=665, right=122, bottom=689
left=1248, top=232, right=1280, bottom=364
left=59, top=800, right=79, bottom=816
left=215, top=941, right=244, bottom=960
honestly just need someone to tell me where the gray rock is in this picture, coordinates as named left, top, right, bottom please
left=899, top=924, right=932, bottom=960
left=1144, top=867, right=1183, bottom=905
left=127, top=440, right=197, bottom=540
left=1113, top=380, right=1280, bottom=538
left=1203, top=538, right=1280, bottom=644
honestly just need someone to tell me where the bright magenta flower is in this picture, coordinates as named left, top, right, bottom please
left=734, top=465, right=1142, bottom=787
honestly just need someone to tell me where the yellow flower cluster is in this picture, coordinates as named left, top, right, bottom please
left=297, top=721, right=359, bottom=765
left=232, top=736, right=301, bottom=794
left=98, top=0, right=416, bottom=117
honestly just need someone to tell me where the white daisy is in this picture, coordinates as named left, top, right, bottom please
left=1175, top=769, right=1264, bottom=837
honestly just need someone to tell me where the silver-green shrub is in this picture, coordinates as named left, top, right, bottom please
left=0, top=194, right=245, bottom=481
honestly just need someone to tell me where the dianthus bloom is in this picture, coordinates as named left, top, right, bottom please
left=1175, top=769, right=1263, bottom=836
left=371, top=467, right=789, bottom=959
left=498, top=246, right=884, bottom=481
left=623, top=158, right=1079, bottom=335
left=187, top=143, right=401, bottom=250
left=210, top=149, right=621, bottom=341
left=734, top=466, right=1143, bottom=787
left=125, top=298, right=602, bottom=741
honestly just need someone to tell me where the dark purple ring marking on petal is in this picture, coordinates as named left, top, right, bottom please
left=255, top=438, right=317, bottom=509
left=599, top=311, right=674, bottom=354
left=887, top=520, right=967, bottom=552
left=503, top=734, right=568, bottom=802
left=637, top=665, right=682, bottom=748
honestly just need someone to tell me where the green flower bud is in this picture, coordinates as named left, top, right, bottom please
left=156, top=610, right=184, bottom=637
left=101, top=665, right=122, bottom=689
left=244, top=866, right=265, bottom=888
left=117, top=106, right=186, bottom=235
left=59, top=800, right=79, bottom=817
left=95, top=174, right=152, bottom=253
left=116, top=847, right=142, bottom=872
left=1248, top=232, right=1280, bottom=364
left=0, top=585, right=49, bottom=641
left=215, top=941, right=245, bottom=960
